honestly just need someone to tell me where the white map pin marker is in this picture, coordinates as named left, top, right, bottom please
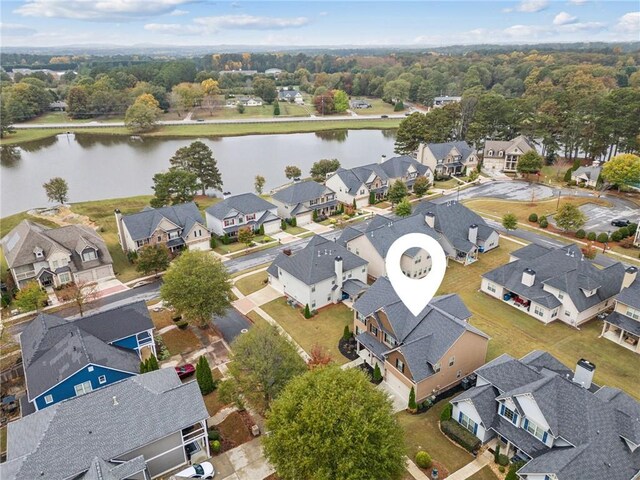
left=385, top=233, right=447, bottom=316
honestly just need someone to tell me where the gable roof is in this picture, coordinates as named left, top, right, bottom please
left=269, top=235, right=367, bottom=285
left=616, top=270, right=640, bottom=309
left=206, top=193, right=277, bottom=219
left=572, top=165, right=602, bottom=180
left=423, top=141, right=474, bottom=162
left=484, top=135, right=535, bottom=157
left=1, top=220, right=112, bottom=271
left=121, top=202, right=205, bottom=241
left=483, top=243, right=625, bottom=313
left=414, top=200, right=496, bottom=253
left=278, top=89, right=302, bottom=99
left=354, top=277, right=488, bottom=382
left=272, top=180, right=331, bottom=205
left=1, top=369, right=208, bottom=480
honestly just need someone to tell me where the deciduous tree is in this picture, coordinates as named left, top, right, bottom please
left=252, top=77, right=277, bottom=104
left=388, top=179, right=408, bottom=205
left=310, top=158, right=340, bottom=181
left=136, top=244, right=171, bottom=277
left=395, top=198, right=412, bottom=217
left=13, top=281, right=48, bottom=313
left=413, top=176, right=430, bottom=197
left=333, top=89, right=349, bottom=113
left=125, top=94, right=161, bottom=133
left=516, top=150, right=544, bottom=179
left=254, top=175, right=266, bottom=194
left=151, top=169, right=199, bottom=207
left=502, top=213, right=518, bottom=231
left=238, top=226, right=254, bottom=247
left=57, top=280, right=99, bottom=317
left=285, top=165, right=302, bottom=179
left=602, top=153, right=640, bottom=191
left=554, top=203, right=587, bottom=232
left=42, top=177, right=69, bottom=204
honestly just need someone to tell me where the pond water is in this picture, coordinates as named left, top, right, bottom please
left=1, top=129, right=397, bottom=217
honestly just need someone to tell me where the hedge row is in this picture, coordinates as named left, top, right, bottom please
left=440, top=419, right=481, bottom=453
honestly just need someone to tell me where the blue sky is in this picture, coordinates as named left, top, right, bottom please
left=1, top=1, right=638, bottom=47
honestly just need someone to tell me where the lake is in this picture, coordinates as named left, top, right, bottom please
left=1, top=129, right=397, bottom=217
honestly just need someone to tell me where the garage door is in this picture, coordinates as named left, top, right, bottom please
left=264, top=219, right=281, bottom=235
left=296, top=212, right=313, bottom=226
left=385, top=370, right=411, bottom=403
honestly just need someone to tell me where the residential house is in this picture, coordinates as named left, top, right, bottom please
left=1, top=220, right=114, bottom=290
left=271, top=181, right=338, bottom=225
left=278, top=88, right=304, bottom=104
left=49, top=100, right=67, bottom=111
left=354, top=277, right=489, bottom=403
left=433, top=96, right=462, bottom=107
left=450, top=351, right=640, bottom=480
left=218, top=69, right=258, bottom=76
left=115, top=202, right=209, bottom=253
left=267, top=235, right=368, bottom=310
left=326, top=155, right=433, bottom=208
left=414, top=200, right=500, bottom=264
left=265, top=68, right=283, bottom=76
left=20, top=300, right=155, bottom=413
left=338, top=214, right=441, bottom=279
left=483, top=135, right=536, bottom=173
left=571, top=165, right=602, bottom=188
left=0, top=368, right=210, bottom=480
left=236, top=96, right=263, bottom=107
left=417, top=141, right=478, bottom=176
left=481, top=243, right=625, bottom=326
left=601, top=266, right=639, bottom=353
left=350, top=99, right=372, bottom=109
left=205, top=193, right=281, bottom=237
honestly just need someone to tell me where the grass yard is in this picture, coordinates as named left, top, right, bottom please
left=283, top=225, right=307, bottom=235
left=246, top=310, right=270, bottom=327
left=463, top=196, right=611, bottom=225
left=261, top=298, right=353, bottom=364
left=161, top=328, right=200, bottom=356
left=234, top=270, right=268, bottom=296
left=203, top=389, right=230, bottom=417
left=150, top=308, right=177, bottom=330
left=434, top=178, right=460, bottom=190
left=351, top=98, right=397, bottom=115
left=438, top=238, right=640, bottom=398
left=397, top=392, right=474, bottom=473
left=468, top=466, right=500, bottom=480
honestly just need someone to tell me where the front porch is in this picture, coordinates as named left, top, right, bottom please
left=600, top=317, right=640, bottom=353
left=452, top=248, right=478, bottom=266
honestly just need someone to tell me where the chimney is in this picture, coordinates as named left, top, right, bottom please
left=522, top=268, right=536, bottom=287
left=114, top=209, right=126, bottom=253
left=380, top=154, right=387, bottom=164
left=468, top=224, right=478, bottom=244
left=623, top=266, right=638, bottom=289
left=425, top=212, right=435, bottom=228
left=334, top=256, right=344, bottom=290
left=572, top=359, right=595, bottom=389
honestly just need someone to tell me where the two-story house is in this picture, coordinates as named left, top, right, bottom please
left=338, top=214, right=441, bottom=280
left=414, top=200, right=500, bottom=264
left=1, top=220, right=114, bottom=290
left=1, top=369, right=210, bottom=480
left=205, top=193, right=281, bottom=237
left=601, top=266, right=639, bottom=353
left=354, top=277, right=489, bottom=404
left=271, top=181, right=337, bottom=225
left=481, top=243, right=625, bottom=327
left=450, top=351, right=640, bottom=480
left=417, top=141, right=478, bottom=176
left=433, top=96, right=462, bottom=108
left=326, top=155, right=433, bottom=208
left=20, top=300, right=155, bottom=413
left=267, top=235, right=368, bottom=310
left=482, top=135, right=536, bottom=173
left=278, top=88, right=304, bottom=104
left=115, top=202, right=209, bottom=253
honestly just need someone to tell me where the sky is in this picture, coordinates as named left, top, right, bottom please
left=1, top=0, right=638, bottom=48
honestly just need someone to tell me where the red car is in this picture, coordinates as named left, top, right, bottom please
left=175, top=364, right=195, bottom=379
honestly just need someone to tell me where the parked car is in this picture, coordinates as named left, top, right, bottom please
left=611, top=219, right=630, bottom=227
left=380, top=114, right=389, bottom=118
left=174, top=462, right=215, bottom=479
left=175, top=364, right=196, bottom=379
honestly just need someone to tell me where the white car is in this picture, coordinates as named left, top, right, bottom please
left=174, top=462, right=215, bottom=479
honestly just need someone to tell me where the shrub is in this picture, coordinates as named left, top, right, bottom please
left=211, top=440, right=221, bottom=453
left=506, top=461, right=526, bottom=480
left=281, top=219, right=287, bottom=230
left=313, top=210, right=319, bottom=222
left=373, top=363, right=382, bottom=382
left=499, top=466, right=506, bottom=473
left=210, top=236, right=217, bottom=248
left=408, top=386, right=417, bottom=411
left=222, top=233, right=231, bottom=245
left=538, top=215, right=547, bottom=224
left=291, top=217, right=297, bottom=227
left=620, top=237, right=635, bottom=249
left=127, top=250, right=138, bottom=263
left=440, top=404, right=453, bottom=422
left=208, top=429, right=220, bottom=441
left=440, top=420, right=481, bottom=452
left=303, top=304, right=312, bottom=319
left=539, top=219, right=548, bottom=228
left=342, top=325, right=352, bottom=341
left=611, top=231, right=623, bottom=242
left=563, top=168, right=573, bottom=182
left=575, top=229, right=586, bottom=239
left=176, top=319, right=189, bottom=329
left=597, top=233, right=609, bottom=243
left=618, top=227, right=629, bottom=238
left=528, top=213, right=538, bottom=222
left=494, top=444, right=501, bottom=463
left=196, top=355, right=216, bottom=395
left=628, top=223, right=638, bottom=235
left=415, top=451, right=432, bottom=469
left=497, top=454, right=510, bottom=466
left=587, top=232, right=597, bottom=241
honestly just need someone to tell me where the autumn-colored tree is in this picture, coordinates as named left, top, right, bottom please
left=308, top=345, right=332, bottom=369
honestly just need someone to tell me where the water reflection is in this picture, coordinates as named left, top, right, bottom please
left=18, top=134, right=59, bottom=153
left=314, top=129, right=349, bottom=142
left=1, top=146, right=22, bottom=168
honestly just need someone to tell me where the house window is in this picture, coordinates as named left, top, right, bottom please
left=370, top=325, right=378, bottom=336
left=356, top=326, right=361, bottom=335
left=224, top=219, right=235, bottom=227
left=246, top=214, right=256, bottom=221
left=626, top=307, right=640, bottom=320
left=458, top=412, right=477, bottom=434
left=534, top=305, right=545, bottom=317
left=524, top=418, right=547, bottom=442
left=44, top=394, right=53, bottom=404
left=311, top=301, right=316, bottom=308
left=82, top=250, right=97, bottom=262
left=384, top=332, right=397, bottom=346
left=88, top=366, right=94, bottom=372
left=551, top=309, right=558, bottom=318
left=311, top=286, right=316, bottom=292
left=564, top=310, right=571, bottom=317
left=498, top=151, right=504, bottom=157
left=558, top=292, right=564, bottom=300
left=98, top=375, right=107, bottom=384
left=361, top=267, right=365, bottom=273
left=58, top=272, right=71, bottom=284
left=136, top=240, right=144, bottom=248
left=488, top=150, right=494, bottom=156
left=157, top=236, right=162, bottom=242
left=74, top=381, right=92, bottom=396
left=357, top=312, right=365, bottom=321
left=449, top=356, right=455, bottom=367
left=486, top=283, right=496, bottom=293
left=457, top=370, right=462, bottom=378
left=395, top=358, right=404, bottom=373
left=327, top=295, right=331, bottom=302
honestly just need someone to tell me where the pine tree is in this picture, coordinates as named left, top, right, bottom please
left=140, top=360, right=147, bottom=373
left=147, top=354, right=159, bottom=371
left=196, top=356, right=216, bottom=395
left=304, top=304, right=312, bottom=319
left=373, top=364, right=382, bottom=382
left=408, top=386, right=417, bottom=411
left=494, top=444, right=500, bottom=463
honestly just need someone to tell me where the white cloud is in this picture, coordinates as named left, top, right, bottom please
left=144, top=23, right=201, bottom=35
left=14, top=0, right=196, bottom=21
left=145, top=14, right=310, bottom=36
left=504, top=0, right=549, bottom=13
left=553, top=12, right=578, bottom=25
left=616, top=12, right=640, bottom=33
left=0, top=23, right=37, bottom=36
left=556, top=21, right=604, bottom=32
left=169, top=9, right=189, bottom=16
left=503, top=24, right=549, bottom=37
left=230, top=2, right=242, bottom=8
left=568, top=0, right=588, bottom=5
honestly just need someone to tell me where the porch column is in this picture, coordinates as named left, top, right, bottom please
left=599, top=321, right=607, bottom=337
left=619, top=329, right=625, bottom=342
left=202, top=420, right=210, bottom=457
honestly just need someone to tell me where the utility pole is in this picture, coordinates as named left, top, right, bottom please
left=556, top=189, right=561, bottom=209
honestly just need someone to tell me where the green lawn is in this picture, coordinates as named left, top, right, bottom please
left=261, top=298, right=353, bottom=364
left=283, top=225, right=307, bottom=235
left=433, top=178, right=460, bottom=190
left=234, top=270, right=268, bottom=296
left=398, top=392, right=474, bottom=474
left=161, top=328, right=200, bottom=356
left=468, top=466, right=500, bottom=480
left=351, top=98, right=398, bottom=115
left=20, top=112, right=125, bottom=125
left=246, top=310, right=270, bottom=328
left=438, top=238, right=640, bottom=398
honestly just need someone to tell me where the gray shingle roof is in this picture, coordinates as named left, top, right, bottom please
left=79, top=455, right=147, bottom=480
left=451, top=384, right=499, bottom=427
left=206, top=193, right=277, bottom=219
left=616, top=271, right=640, bottom=309
left=484, top=135, right=535, bottom=158
left=342, top=278, right=368, bottom=297
left=414, top=200, right=496, bottom=253
left=483, top=244, right=625, bottom=313
left=121, top=202, right=205, bottom=241
left=423, top=141, right=474, bottom=162
left=354, top=277, right=488, bottom=382
left=1, top=369, right=208, bottom=480
left=604, top=311, right=640, bottom=336
left=1, top=220, right=112, bottom=271
left=572, top=165, right=602, bottom=180
left=278, top=89, right=301, bottom=100
left=269, top=235, right=367, bottom=285
left=272, top=180, right=332, bottom=205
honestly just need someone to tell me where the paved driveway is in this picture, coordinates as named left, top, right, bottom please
left=212, top=308, right=252, bottom=344
left=210, top=438, right=274, bottom=480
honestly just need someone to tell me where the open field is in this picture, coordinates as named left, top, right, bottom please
left=350, top=98, right=398, bottom=115
left=261, top=298, right=353, bottom=365
left=438, top=237, right=640, bottom=398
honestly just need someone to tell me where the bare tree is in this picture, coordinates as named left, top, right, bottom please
left=553, top=157, right=572, bottom=180
left=58, top=280, right=99, bottom=317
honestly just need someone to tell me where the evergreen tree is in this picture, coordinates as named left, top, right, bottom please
left=196, top=355, right=216, bottom=395
left=408, top=386, right=417, bottom=410
left=169, top=141, right=223, bottom=195
left=373, top=363, right=382, bottom=382
left=304, top=304, right=312, bottom=319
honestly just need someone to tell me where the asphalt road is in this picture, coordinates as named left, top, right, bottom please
left=212, top=308, right=252, bottom=344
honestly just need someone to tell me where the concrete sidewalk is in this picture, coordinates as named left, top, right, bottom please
left=210, top=437, right=274, bottom=480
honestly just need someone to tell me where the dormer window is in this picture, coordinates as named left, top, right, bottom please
left=488, top=150, right=494, bottom=156
left=498, top=151, right=504, bottom=157
left=34, top=247, right=44, bottom=259
left=82, top=249, right=97, bottom=262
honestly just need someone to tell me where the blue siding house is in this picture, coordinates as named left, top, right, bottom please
left=20, top=300, right=155, bottom=413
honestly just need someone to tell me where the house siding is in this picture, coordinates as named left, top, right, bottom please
left=34, top=364, right=135, bottom=410
left=452, top=401, right=490, bottom=443
left=116, top=430, right=186, bottom=479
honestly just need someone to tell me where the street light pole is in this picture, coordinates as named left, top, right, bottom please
left=556, top=189, right=561, bottom=209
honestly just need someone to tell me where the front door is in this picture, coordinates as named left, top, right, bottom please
left=40, top=273, right=54, bottom=287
